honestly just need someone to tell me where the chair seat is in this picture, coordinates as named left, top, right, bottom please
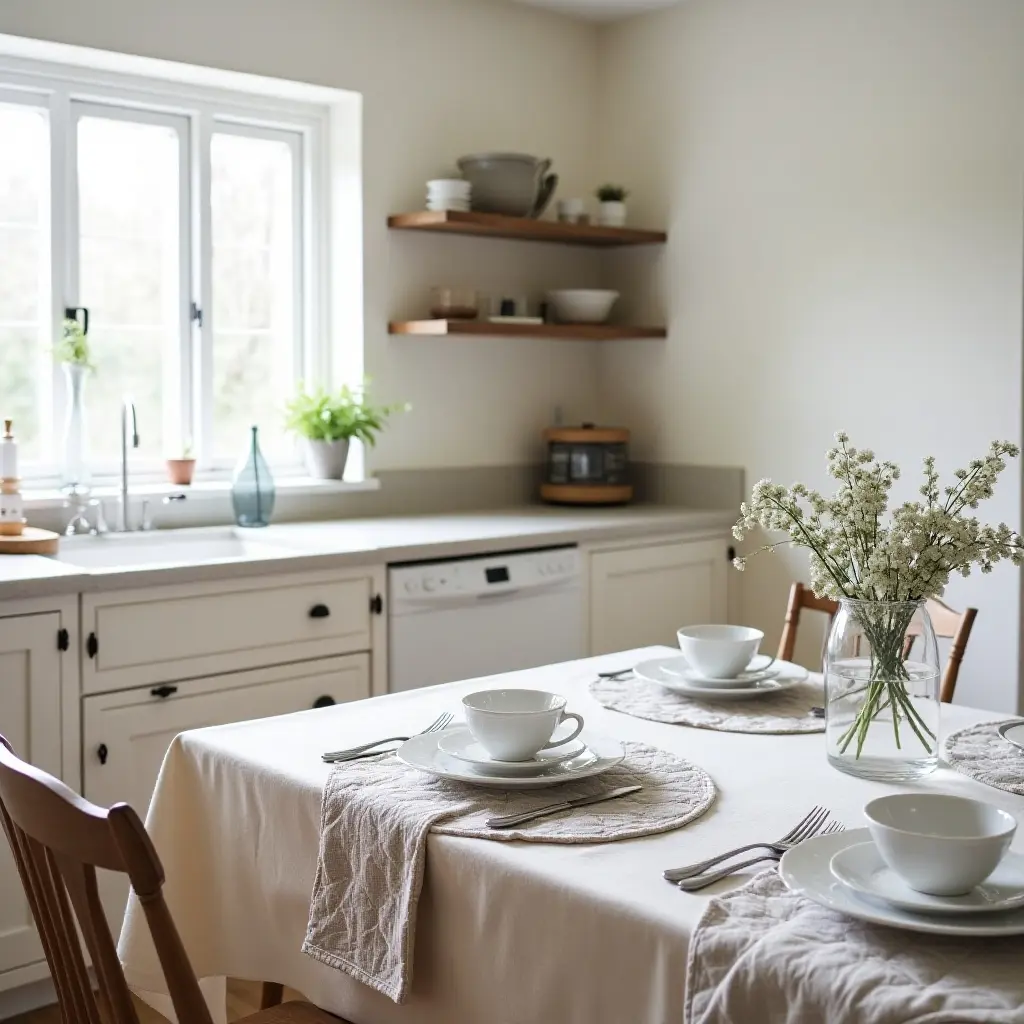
left=243, top=1001, right=350, bottom=1024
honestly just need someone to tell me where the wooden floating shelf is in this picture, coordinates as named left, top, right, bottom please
left=388, top=210, right=667, bottom=247
left=389, top=319, right=667, bottom=341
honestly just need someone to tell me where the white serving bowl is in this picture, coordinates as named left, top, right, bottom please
left=676, top=624, right=764, bottom=679
left=547, top=289, right=620, bottom=325
left=427, top=178, right=471, bottom=196
left=864, top=794, right=1017, bottom=896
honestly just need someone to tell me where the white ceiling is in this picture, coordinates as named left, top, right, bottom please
left=507, top=0, right=680, bottom=22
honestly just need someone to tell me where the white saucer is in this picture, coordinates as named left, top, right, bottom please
left=397, top=727, right=624, bottom=789
left=437, top=727, right=586, bottom=776
left=661, top=653, right=781, bottom=688
left=781, top=828, right=1024, bottom=936
left=998, top=720, right=1024, bottom=753
left=830, top=841, right=1024, bottom=916
left=633, top=657, right=808, bottom=700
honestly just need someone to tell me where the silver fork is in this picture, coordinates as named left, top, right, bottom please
left=321, top=713, right=453, bottom=763
left=676, top=820, right=845, bottom=892
left=663, top=805, right=831, bottom=882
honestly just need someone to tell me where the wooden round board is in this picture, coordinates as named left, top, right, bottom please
left=0, top=527, right=60, bottom=555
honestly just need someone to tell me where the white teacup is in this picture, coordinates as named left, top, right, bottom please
left=676, top=624, right=766, bottom=679
left=462, top=689, right=585, bottom=762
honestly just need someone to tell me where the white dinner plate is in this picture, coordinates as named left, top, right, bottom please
left=998, top=720, right=1024, bottom=754
left=831, top=842, right=1024, bottom=916
left=437, top=726, right=586, bottom=776
left=398, top=727, right=624, bottom=789
left=633, top=657, right=808, bottom=700
left=660, top=653, right=781, bottom=688
left=781, top=828, right=1024, bottom=936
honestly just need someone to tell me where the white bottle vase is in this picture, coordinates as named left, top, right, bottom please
left=60, top=363, right=91, bottom=491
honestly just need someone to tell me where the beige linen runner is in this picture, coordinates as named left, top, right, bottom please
left=686, top=871, right=1024, bottom=1024
left=304, top=741, right=714, bottom=1003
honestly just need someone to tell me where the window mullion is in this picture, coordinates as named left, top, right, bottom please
left=195, top=111, right=214, bottom=468
left=50, top=86, right=73, bottom=470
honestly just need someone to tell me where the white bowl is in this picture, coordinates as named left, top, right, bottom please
left=547, top=289, right=620, bottom=325
left=864, top=794, right=1017, bottom=896
left=676, top=624, right=764, bottom=679
left=427, top=178, right=471, bottom=195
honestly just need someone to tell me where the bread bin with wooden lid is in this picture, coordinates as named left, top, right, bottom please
left=540, top=424, right=632, bottom=505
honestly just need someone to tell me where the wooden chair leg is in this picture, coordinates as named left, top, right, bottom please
left=260, top=982, right=284, bottom=1009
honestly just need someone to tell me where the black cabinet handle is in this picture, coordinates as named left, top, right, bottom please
left=150, top=685, right=178, bottom=699
left=370, top=594, right=384, bottom=615
left=97, top=744, right=108, bottom=766
left=309, top=604, right=331, bottom=619
left=86, top=632, right=98, bottom=659
left=312, top=695, right=336, bottom=709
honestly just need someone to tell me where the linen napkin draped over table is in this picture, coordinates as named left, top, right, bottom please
left=303, top=741, right=715, bottom=1003
left=685, top=872, right=1024, bottom=1024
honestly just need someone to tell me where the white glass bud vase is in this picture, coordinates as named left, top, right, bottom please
left=825, top=598, right=940, bottom=781
left=60, top=363, right=90, bottom=491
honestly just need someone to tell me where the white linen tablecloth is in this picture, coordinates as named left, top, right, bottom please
left=117, top=647, right=1024, bottom=1024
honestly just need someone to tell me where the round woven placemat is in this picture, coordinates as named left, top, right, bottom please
left=944, top=720, right=1024, bottom=795
left=589, top=675, right=826, bottom=735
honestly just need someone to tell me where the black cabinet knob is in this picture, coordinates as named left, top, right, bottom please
left=97, top=744, right=108, bottom=766
left=150, top=685, right=178, bottom=699
left=309, top=604, right=331, bottom=619
left=312, top=695, right=336, bottom=709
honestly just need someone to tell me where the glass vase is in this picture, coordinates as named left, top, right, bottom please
left=231, top=425, right=275, bottom=528
left=825, top=598, right=940, bottom=781
left=60, top=363, right=90, bottom=491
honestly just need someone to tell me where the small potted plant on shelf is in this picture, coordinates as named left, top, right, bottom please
left=284, top=381, right=409, bottom=480
left=166, top=439, right=196, bottom=486
left=596, top=184, right=629, bottom=227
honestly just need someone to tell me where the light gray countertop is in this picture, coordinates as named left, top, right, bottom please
left=0, top=505, right=736, bottom=600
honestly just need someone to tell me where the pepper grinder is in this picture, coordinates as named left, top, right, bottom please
left=0, top=419, right=25, bottom=537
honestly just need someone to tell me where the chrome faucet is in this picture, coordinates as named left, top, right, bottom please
left=118, top=397, right=139, bottom=532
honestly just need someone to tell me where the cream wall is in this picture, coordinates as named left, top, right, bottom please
left=597, top=0, right=1024, bottom=711
left=0, top=0, right=603, bottom=470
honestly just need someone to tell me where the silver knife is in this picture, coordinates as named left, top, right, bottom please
left=486, top=785, right=642, bottom=829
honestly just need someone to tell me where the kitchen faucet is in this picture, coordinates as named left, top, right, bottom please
left=119, top=397, right=139, bottom=532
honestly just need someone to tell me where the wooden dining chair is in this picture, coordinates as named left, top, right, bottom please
left=776, top=582, right=977, bottom=704
left=0, top=734, right=349, bottom=1024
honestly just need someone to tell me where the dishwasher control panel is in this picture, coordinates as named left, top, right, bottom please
left=390, top=547, right=579, bottom=604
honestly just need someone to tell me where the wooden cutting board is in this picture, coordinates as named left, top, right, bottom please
left=0, top=527, right=60, bottom=555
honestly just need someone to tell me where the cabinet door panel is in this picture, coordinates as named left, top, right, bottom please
left=589, top=540, right=727, bottom=655
left=0, top=614, right=61, bottom=976
left=82, top=654, right=370, bottom=930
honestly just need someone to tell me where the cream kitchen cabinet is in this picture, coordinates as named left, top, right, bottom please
left=0, top=596, right=78, bottom=993
left=587, top=537, right=729, bottom=655
left=83, top=652, right=371, bottom=927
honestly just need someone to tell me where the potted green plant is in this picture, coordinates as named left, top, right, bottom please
left=596, top=184, right=629, bottom=227
left=166, top=439, right=196, bottom=486
left=284, top=382, right=409, bottom=480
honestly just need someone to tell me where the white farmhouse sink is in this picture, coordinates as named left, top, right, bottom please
left=57, top=527, right=291, bottom=570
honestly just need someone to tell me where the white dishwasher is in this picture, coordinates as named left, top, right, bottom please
left=388, top=546, right=584, bottom=692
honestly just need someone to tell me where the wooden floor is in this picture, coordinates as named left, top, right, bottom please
left=8, top=979, right=306, bottom=1024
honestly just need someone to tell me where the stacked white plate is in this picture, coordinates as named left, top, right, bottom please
left=396, top=723, right=624, bottom=789
left=780, top=828, right=1024, bottom=936
left=427, top=178, right=471, bottom=212
left=633, top=654, right=809, bottom=700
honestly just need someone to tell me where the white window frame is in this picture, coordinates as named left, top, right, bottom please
left=0, top=53, right=330, bottom=485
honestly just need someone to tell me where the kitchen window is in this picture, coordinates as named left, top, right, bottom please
left=0, top=59, right=328, bottom=483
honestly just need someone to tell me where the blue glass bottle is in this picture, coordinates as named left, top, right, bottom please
left=231, top=425, right=276, bottom=528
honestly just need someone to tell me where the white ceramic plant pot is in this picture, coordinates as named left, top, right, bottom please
left=303, top=438, right=350, bottom=480
left=597, top=201, right=627, bottom=227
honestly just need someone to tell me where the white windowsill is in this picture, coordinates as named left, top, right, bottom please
left=22, top=476, right=381, bottom=511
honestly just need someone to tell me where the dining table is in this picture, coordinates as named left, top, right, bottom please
left=116, top=646, right=1024, bottom=1024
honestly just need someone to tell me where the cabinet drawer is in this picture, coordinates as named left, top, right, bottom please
left=82, top=569, right=375, bottom=693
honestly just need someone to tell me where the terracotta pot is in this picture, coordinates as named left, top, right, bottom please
left=166, top=458, right=196, bottom=486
